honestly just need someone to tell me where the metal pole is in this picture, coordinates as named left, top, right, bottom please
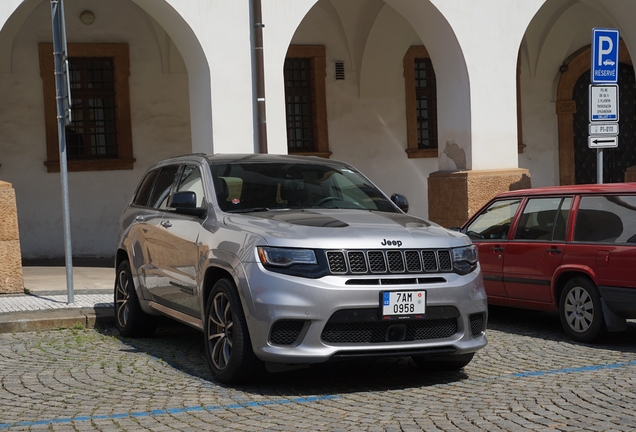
left=51, top=0, right=74, bottom=304
left=250, top=0, right=268, bottom=153
left=597, top=148, right=604, bottom=184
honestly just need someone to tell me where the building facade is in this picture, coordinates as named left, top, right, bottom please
left=0, top=0, right=635, bottom=260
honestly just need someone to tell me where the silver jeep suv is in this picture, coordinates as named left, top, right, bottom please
left=115, top=154, right=487, bottom=383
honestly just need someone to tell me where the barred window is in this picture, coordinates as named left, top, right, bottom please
left=285, top=58, right=315, bottom=153
left=67, top=57, right=118, bottom=158
left=39, top=43, right=134, bottom=172
left=404, top=46, right=438, bottom=158
left=284, top=46, right=331, bottom=158
left=414, top=57, right=438, bottom=150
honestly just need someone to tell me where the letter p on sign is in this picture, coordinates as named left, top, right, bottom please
left=598, top=36, right=613, bottom=66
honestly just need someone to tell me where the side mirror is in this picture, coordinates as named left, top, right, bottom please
left=168, top=191, right=207, bottom=217
left=390, top=193, right=409, bottom=213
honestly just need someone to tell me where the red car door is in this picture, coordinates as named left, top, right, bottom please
left=463, top=198, right=522, bottom=299
left=503, top=197, right=572, bottom=303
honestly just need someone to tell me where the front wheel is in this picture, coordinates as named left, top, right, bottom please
left=204, top=278, right=263, bottom=384
left=559, top=277, right=605, bottom=343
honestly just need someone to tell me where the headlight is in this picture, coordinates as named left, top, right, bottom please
left=452, top=245, right=479, bottom=275
left=257, top=247, right=317, bottom=267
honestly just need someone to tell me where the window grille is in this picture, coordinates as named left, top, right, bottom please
left=284, top=58, right=315, bottom=152
left=414, top=58, right=438, bottom=149
left=66, top=57, right=118, bottom=159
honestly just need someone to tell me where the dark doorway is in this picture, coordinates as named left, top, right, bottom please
left=572, top=63, right=636, bottom=184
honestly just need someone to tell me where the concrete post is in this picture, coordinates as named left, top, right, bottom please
left=0, top=181, right=23, bottom=293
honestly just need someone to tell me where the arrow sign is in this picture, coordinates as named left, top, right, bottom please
left=588, top=136, right=618, bottom=148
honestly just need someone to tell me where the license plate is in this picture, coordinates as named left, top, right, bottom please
left=381, top=290, right=426, bottom=319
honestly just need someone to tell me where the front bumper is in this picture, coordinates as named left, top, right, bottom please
left=238, top=262, right=488, bottom=364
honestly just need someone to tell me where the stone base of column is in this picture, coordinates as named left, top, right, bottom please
left=625, top=166, right=636, bottom=182
left=0, top=181, right=23, bottom=294
left=428, top=168, right=531, bottom=228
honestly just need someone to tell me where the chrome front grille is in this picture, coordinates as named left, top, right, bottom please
left=347, top=251, right=367, bottom=273
left=326, top=249, right=454, bottom=275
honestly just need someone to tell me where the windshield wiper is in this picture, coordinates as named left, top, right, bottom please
left=225, top=207, right=271, bottom=213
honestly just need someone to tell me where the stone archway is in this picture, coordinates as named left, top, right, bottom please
left=556, top=40, right=632, bottom=185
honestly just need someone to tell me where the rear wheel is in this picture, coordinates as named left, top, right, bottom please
left=204, top=278, right=263, bottom=384
left=412, top=353, right=474, bottom=371
left=114, top=260, right=158, bottom=337
left=559, top=277, right=605, bottom=343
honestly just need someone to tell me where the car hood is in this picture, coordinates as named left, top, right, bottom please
left=221, top=209, right=470, bottom=249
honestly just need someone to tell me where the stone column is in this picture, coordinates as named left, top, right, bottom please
left=0, top=181, right=23, bottom=294
left=428, top=168, right=531, bottom=228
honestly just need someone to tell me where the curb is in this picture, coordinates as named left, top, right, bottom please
left=0, top=307, right=114, bottom=333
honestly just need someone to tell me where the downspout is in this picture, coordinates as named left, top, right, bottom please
left=250, top=0, right=268, bottom=153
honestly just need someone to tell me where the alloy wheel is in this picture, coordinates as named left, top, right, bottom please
left=207, top=292, right=234, bottom=370
left=115, top=268, right=130, bottom=329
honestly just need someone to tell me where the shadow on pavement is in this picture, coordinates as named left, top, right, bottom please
left=487, top=304, right=636, bottom=352
left=96, top=305, right=636, bottom=395
left=97, top=319, right=470, bottom=396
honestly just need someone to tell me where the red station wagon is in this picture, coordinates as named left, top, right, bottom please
left=461, top=184, right=636, bottom=343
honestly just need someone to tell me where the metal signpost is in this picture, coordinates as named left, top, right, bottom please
left=50, top=0, right=74, bottom=304
left=589, top=28, right=620, bottom=184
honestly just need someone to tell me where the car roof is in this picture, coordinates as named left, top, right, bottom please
left=494, top=183, right=636, bottom=199
left=204, top=153, right=330, bottom=164
left=162, top=153, right=351, bottom=167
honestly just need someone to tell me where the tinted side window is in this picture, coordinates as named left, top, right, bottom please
left=575, top=195, right=636, bottom=243
left=149, top=165, right=180, bottom=209
left=464, top=199, right=521, bottom=240
left=175, top=165, right=205, bottom=207
left=514, top=197, right=572, bottom=241
left=132, top=169, right=159, bottom=207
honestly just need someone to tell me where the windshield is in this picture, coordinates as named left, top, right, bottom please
left=209, top=162, right=397, bottom=213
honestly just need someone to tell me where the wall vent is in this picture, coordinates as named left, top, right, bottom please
left=334, top=61, right=345, bottom=80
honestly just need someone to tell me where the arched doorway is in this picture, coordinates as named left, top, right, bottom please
left=557, top=41, right=635, bottom=184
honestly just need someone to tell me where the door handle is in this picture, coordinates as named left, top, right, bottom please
left=546, top=247, right=562, bottom=254
left=161, top=220, right=172, bottom=228
left=135, top=215, right=145, bottom=222
left=491, top=246, right=504, bottom=252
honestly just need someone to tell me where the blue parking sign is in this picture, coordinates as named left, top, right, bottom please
left=591, top=28, right=619, bottom=84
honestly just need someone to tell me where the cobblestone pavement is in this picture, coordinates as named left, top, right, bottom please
left=1, top=307, right=635, bottom=431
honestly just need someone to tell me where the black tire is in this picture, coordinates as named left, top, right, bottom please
left=204, top=278, right=264, bottom=384
left=114, top=260, right=158, bottom=337
left=559, top=277, right=605, bottom=343
left=412, top=353, right=474, bottom=371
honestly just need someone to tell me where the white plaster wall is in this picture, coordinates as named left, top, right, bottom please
left=386, top=0, right=471, bottom=172
left=261, top=0, right=320, bottom=155
left=277, top=1, right=437, bottom=219
left=0, top=0, right=191, bottom=258
left=132, top=0, right=256, bottom=155
left=430, top=0, right=545, bottom=171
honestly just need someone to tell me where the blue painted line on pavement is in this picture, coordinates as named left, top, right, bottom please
left=511, top=359, right=636, bottom=378
left=0, top=395, right=339, bottom=429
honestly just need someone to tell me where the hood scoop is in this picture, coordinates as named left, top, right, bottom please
left=257, top=210, right=348, bottom=228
